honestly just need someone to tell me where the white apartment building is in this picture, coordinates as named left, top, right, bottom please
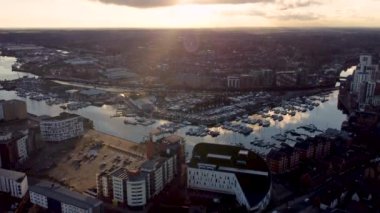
left=0, top=168, right=28, bottom=198
left=111, top=168, right=128, bottom=204
left=30, top=191, right=48, bottom=208
left=350, top=55, right=380, bottom=107
left=126, top=175, right=147, bottom=207
left=96, top=155, right=178, bottom=209
left=351, top=55, right=379, bottom=94
left=187, top=143, right=272, bottom=212
left=40, top=113, right=84, bottom=142
left=29, top=180, right=103, bottom=213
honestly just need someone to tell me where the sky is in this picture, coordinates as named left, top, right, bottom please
left=1, top=0, right=380, bottom=28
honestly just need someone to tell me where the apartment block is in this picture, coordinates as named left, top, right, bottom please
left=0, top=168, right=28, bottom=198
left=29, top=180, right=103, bottom=213
left=40, top=112, right=84, bottom=142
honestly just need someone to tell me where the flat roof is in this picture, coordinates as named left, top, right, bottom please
left=127, top=172, right=147, bottom=182
left=207, top=153, right=232, bottom=161
left=111, top=168, right=129, bottom=179
left=140, top=157, right=167, bottom=171
left=29, top=180, right=102, bottom=210
left=189, top=143, right=269, bottom=172
left=189, top=143, right=271, bottom=208
left=0, top=168, right=26, bottom=182
left=41, top=112, right=80, bottom=122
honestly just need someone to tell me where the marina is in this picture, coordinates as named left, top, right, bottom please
left=0, top=56, right=349, bottom=156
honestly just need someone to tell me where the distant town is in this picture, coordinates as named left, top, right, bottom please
left=0, top=29, right=380, bottom=213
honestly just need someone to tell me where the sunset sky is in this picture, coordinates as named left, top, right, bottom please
left=1, top=0, right=380, bottom=28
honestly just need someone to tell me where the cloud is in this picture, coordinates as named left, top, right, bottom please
left=90, top=0, right=325, bottom=8
left=217, top=3, right=322, bottom=21
left=269, top=12, right=322, bottom=20
left=90, top=0, right=272, bottom=8
left=219, top=8, right=267, bottom=17
left=276, top=0, right=322, bottom=10
left=90, top=0, right=179, bottom=8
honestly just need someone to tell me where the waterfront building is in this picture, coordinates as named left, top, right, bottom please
left=239, top=74, right=258, bottom=90
left=96, top=169, right=114, bottom=202
left=40, top=112, right=84, bottom=142
left=295, top=140, right=314, bottom=160
left=276, top=71, right=298, bottom=88
left=227, top=75, right=241, bottom=89
left=267, top=150, right=288, bottom=174
left=257, top=69, right=275, bottom=88
left=267, top=145, right=300, bottom=174
left=187, top=143, right=272, bottom=212
left=97, top=156, right=176, bottom=209
left=362, top=81, right=377, bottom=105
left=29, top=180, right=103, bottom=213
left=0, top=101, right=40, bottom=169
left=281, top=145, right=300, bottom=170
left=351, top=55, right=377, bottom=94
left=174, top=73, right=224, bottom=90
left=372, top=83, right=380, bottom=106
left=350, top=55, right=380, bottom=108
left=147, top=134, right=185, bottom=178
left=125, top=171, right=148, bottom=208
left=0, top=168, right=28, bottom=198
left=110, top=168, right=129, bottom=205
left=0, top=99, right=27, bottom=121
left=96, top=135, right=184, bottom=209
left=0, top=130, right=29, bottom=168
left=268, top=135, right=333, bottom=174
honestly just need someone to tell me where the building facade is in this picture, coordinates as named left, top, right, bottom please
left=350, top=55, right=380, bottom=108
left=0, top=100, right=27, bottom=122
left=276, top=71, right=298, bottom=88
left=227, top=76, right=241, bottom=89
left=268, top=134, right=334, bottom=174
left=0, top=129, right=30, bottom=169
left=187, top=143, right=272, bottom=212
left=96, top=135, right=184, bottom=209
left=0, top=168, right=28, bottom=198
left=40, top=113, right=84, bottom=142
left=29, top=180, right=103, bottom=213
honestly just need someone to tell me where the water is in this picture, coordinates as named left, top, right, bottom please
left=340, top=66, right=356, bottom=78
left=0, top=56, right=37, bottom=80
left=0, top=56, right=349, bottom=155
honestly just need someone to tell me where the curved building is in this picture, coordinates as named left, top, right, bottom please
left=187, top=143, right=272, bottom=212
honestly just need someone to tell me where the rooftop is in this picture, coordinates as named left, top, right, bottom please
left=79, top=89, right=106, bottom=96
left=29, top=180, right=102, bottom=210
left=0, top=99, right=26, bottom=105
left=127, top=172, right=148, bottom=182
left=110, top=168, right=129, bottom=179
left=189, top=143, right=269, bottom=172
left=41, top=112, right=80, bottom=122
left=0, top=168, right=26, bottom=183
left=140, top=157, right=167, bottom=171
left=158, top=134, right=183, bottom=145
left=189, top=143, right=271, bottom=208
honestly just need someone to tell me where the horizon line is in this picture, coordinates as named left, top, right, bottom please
left=1, top=26, right=380, bottom=31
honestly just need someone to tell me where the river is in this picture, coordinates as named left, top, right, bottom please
left=0, top=56, right=351, bottom=155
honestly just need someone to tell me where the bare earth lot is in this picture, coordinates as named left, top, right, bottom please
left=24, top=129, right=147, bottom=192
